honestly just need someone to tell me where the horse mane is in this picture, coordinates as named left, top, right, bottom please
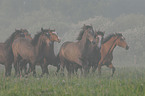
left=5, top=30, right=22, bottom=49
left=95, top=31, right=104, bottom=37
left=31, top=32, right=43, bottom=46
left=76, top=25, right=93, bottom=40
left=102, top=33, right=122, bottom=44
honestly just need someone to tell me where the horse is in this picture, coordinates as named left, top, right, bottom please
left=96, top=33, right=129, bottom=76
left=12, top=30, right=50, bottom=76
left=0, top=29, right=31, bottom=76
left=18, top=28, right=61, bottom=77
left=58, top=24, right=98, bottom=76
left=87, top=31, right=105, bottom=73
left=72, top=30, right=105, bottom=75
left=39, top=28, right=61, bottom=76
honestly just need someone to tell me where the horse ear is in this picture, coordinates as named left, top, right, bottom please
left=82, top=24, right=86, bottom=29
left=98, top=28, right=100, bottom=31
left=90, top=24, right=93, bottom=27
left=15, top=28, right=18, bottom=31
left=21, top=28, right=24, bottom=32
left=103, top=31, right=105, bottom=34
left=41, top=27, right=43, bottom=31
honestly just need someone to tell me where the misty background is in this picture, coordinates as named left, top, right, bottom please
left=0, top=0, right=144, bottom=67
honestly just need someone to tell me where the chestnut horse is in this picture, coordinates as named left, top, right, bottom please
left=0, top=29, right=31, bottom=76
left=58, top=25, right=97, bottom=76
left=12, top=30, right=50, bottom=76
left=96, top=33, right=129, bottom=76
left=40, top=28, right=61, bottom=76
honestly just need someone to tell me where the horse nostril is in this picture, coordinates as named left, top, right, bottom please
left=126, top=45, right=129, bottom=50
left=92, top=41, right=96, bottom=44
left=58, top=39, right=61, bottom=43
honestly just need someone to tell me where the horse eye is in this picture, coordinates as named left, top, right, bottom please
left=120, top=38, right=124, bottom=41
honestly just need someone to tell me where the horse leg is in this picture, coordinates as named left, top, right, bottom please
left=40, top=64, right=45, bottom=77
left=23, top=62, right=28, bottom=75
left=60, top=58, right=66, bottom=76
left=98, top=64, right=102, bottom=76
left=108, top=63, right=115, bottom=77
left=56, top=64, right=60, bottom=73
left=31, top=64, right=36, bottom=77
left=83, top=65, right=89, bottom=77
left=29, top=59, right=36, bottom=77
left=44, top=59, right=49, bottom=76
left=5, top=63, right=12, bottom=77
left=92, top=64, right=98, bottom=73
left=14, top=57, right=19, bottom=76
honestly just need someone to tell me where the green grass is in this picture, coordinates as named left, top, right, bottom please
left=0, top=66, right=145, bottom=96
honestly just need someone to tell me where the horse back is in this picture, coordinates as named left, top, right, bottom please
left=0, top=43, right=7, bottom=64
left=99, top=45, right=113, bottom=65
left=12, top=38, right=35, bottom=60
left=59, top=41, right=81, bottom=62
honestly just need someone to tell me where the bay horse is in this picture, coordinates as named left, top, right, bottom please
left=58, top=24, right=97, bottom=76
left=0, top=29, right=31, bottom=76
left=87, top=31, right=105, bottom=73
left=96, top=33, right=129, bottom=76
left=12, top=30, right=50, bottom=76
left=73, top=30, right=105, bottom=74
left=19, top=28, right=61, bottom=76
left=40, top=28, right=61, bottom=76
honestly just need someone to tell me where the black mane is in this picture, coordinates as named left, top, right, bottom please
left=102, top=33, right=122, bottom=44
left=31, top=32, right=43, bottom=46
left=95, top=31, right=104, bottom=37
left=76, top=25, right=93, bottom=40
left=5, top=30, right=23, bottom=49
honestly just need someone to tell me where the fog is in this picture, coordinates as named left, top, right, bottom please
left=0, top=0, right=144, bottom=67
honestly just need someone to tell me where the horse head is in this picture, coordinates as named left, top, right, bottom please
left=95, top=30, right=105, bottom=49
left=41, top=28, right=61, bottom=43
left=21, top=29, right=32, bottom=40
left=115, top=33, right=129, bottom=50
left=48, top=29, right=61, bottom=43
left=79, top=24, right=96, bottom=44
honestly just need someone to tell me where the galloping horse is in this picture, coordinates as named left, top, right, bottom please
left=73, top=30, right=105, bottom=74
left=40, top=28, right=61, bottom=76
left=12, top=30, right=50, bottom=76
left=87, top=31, right=105, bottom=73
left=58, top=24, right=97, bottom=76
left=0, top=29, right=31, bottom=76
left=96, top=33, right=129, bottom=76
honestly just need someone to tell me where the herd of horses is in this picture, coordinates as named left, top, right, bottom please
left=0, top=24, right=129, bottom=77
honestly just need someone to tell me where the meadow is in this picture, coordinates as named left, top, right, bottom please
left=0, top=65, right=145, bottom=96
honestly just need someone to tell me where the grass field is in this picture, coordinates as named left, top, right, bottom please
left=0, top=65, right=145, bottom=96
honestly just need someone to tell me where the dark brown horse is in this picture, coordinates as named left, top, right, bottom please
left=0, top=29, right=31, bottom=76
left=58, top=24, right=96, bottom=76
left=73, top=30, right=105, bottom=74
left=96, top=33, right=129, bottom=76
left=40, top=28, right=61, bottom=76
left=12, top=30, right=50, bottom=76
left=87, top=31, right=105, bottom=73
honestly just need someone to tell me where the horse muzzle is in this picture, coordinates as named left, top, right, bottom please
left=92, top=40, right=96, bottom=44
left=126, top=45, right=129, bottom=50
left=57, top=39, right=61, bottom=43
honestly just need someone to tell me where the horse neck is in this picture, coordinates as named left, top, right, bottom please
left=77, top=32, right=90, bottom=52
left=34, top=38, right=45, bottom=56
left=46, top=41, right=55, bottom=53
left=103, top=36, right=118, bottom=54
